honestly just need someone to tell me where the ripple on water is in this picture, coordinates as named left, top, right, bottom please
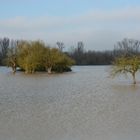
left=0, top=66, right=140, bottom=140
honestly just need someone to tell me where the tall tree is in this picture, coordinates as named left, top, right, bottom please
left=0, top=37, right=10, bottom=65
left=7, top=46, right=17, bottom=74
left=71, top=41, right=85, bottom=65
left=44, top=48, right=58, bottom=74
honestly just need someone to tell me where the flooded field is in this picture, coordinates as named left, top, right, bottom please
left=0, top=66, right=140, bottom=140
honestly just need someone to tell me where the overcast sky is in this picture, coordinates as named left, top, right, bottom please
left=0, top=0, right=140, bottom=50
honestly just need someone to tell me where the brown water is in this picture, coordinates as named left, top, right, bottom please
left=0, top=66, right=140, bottom=140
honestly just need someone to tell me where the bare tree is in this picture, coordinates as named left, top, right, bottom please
left=114, top=38, right=140, bottom=56
left=0, top=37, right=10, bottom=65
left=56, top=42, right=65, bottom=51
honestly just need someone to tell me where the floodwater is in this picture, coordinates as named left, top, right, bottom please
left=0, top=66, right=140, bottom=140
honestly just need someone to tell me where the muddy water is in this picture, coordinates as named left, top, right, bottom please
left=0, top=66, right=140, bottom=140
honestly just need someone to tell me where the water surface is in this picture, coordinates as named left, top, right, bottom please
left=0, top=66, right=140, bottom=140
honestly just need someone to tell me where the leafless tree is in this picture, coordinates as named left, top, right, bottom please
left=114, top=38, right=140, bottom=56
left=56, top=42, right=65, bottom=51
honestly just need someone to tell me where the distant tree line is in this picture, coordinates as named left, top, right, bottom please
left=68, top=40, right=140, bottom=65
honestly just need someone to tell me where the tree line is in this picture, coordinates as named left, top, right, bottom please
left=1, top=38, right=140, bottom=67
left=1, top=37, right=140, bottom=82
left=68, top=40, right=140, bottom=65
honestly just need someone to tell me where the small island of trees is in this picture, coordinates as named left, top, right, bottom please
left=0, top=38, right=75, bottom=74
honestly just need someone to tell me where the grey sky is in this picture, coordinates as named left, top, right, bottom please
left=0, top=1, right=140, bottom=50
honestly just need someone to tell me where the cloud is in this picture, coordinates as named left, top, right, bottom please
left=0, top=7, right=140, bottom=50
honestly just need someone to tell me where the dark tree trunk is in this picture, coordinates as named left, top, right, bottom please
left=132, top=72, right=136, bottom=84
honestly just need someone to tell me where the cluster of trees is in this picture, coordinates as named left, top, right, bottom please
left=0, top=38, right=74, bottom=74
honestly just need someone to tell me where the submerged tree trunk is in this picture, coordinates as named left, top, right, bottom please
left=132, top=72, right=136, bottom=84
left=47, top=67, right=52, bottom=74
left=11, top=63, right=16, bottom=74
